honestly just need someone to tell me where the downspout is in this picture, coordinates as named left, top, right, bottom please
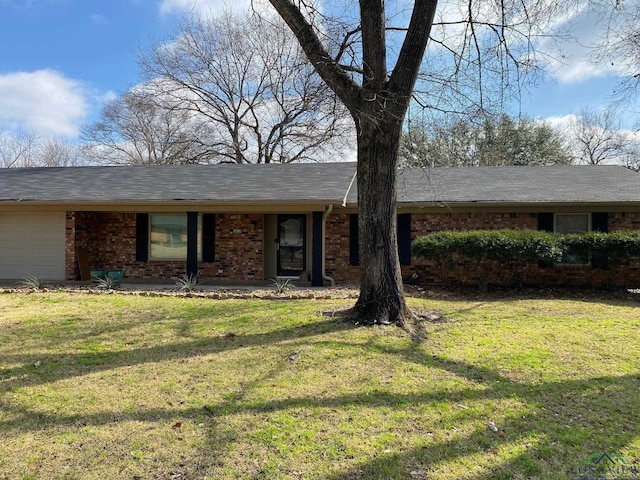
left=342, top=170, right=357, bottom=207
left=322, top=204, right=335, bottom=286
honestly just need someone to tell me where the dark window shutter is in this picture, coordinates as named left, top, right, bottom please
left=397, top=213, right=412, bottom=265
left=591, top=212, right=609, bottom=268
left=538, top=212, right=554, bottom=232
left=136, top=213, right=149, bottom=262
left=349, top=214, right=359, bottom=266
left=592, top=212, right=609, bottom=233
left=202, top=214, right=216, bottom=263
left=186, top=212, right=199, bottom=277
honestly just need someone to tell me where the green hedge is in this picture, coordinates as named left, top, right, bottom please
left=412, top=229, right=563, bottom=264
left=560, top=230, right=640, bottom=264
left=412, top=229, right=640, bottom=290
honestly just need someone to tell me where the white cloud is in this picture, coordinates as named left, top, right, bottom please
left=543, top=114, right=576, bottom=132
left=542, top=0, right=640, bottom=85
left=100, top=90, right=118, bottom=104
left=159, top=0, right=251, bottom=16
left=0, top=70, right=87, bottom=137
left=89, top=13, right=108, bottom=25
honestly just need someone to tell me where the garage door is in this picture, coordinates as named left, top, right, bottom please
left=0, top=213, right=66, bottom=280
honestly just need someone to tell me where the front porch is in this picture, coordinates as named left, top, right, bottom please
left=65, top=210, right=332, bottom=286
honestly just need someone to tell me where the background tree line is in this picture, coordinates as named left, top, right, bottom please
left=2, top=1, right=639, bottom=169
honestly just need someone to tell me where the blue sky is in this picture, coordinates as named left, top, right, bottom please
left=0, top=0, right=634, bottom=140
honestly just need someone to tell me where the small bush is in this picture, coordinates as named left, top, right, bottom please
left=95, top=275, right=119, bottom=290
left=271, top=278, right=294, bottom=294
left=172, top=273, right=200, bottom=292
left=19, top=276, right=46, bottom=290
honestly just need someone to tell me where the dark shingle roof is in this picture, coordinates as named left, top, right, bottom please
left=0, top=163, right=638, bottom=206
left=393, top=165, right=640, bottom=205
left=0, top=163, right=357, bottom=203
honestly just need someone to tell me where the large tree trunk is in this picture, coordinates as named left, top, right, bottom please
left=349, top=118, right=412, bottom=326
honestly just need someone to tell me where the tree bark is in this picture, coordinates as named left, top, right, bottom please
left=349, top=116, right=411, bottom=326
left=267, top=0, right=438, bottom=327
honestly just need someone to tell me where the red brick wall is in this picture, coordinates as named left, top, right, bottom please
left=200, top=214, right=263, bottom=281
left=610, top=212, right=640, bottom=231
left=325, top=214, right=359, bottom=282
left=67, top=209, right=640, bottom=288
left=325, top=212, right=537, bottom=283
left=325, top=210, right=640, bottom=289
left=70, top=212, right=263, bottom=282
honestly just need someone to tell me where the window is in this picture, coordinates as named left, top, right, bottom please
left=150, top=214, right=202, bottom=260
left=555, top=213, right=590, bottom=264
left=555, top=213, right=590, bottom=235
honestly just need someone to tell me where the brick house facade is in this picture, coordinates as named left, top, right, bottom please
left=62, top=209, right=640, bottom=289
left=324, top=211, right=640, bottom=289
left=2, top=163, right=640, bottom=287
left=66, top=212, right=265, bottom=283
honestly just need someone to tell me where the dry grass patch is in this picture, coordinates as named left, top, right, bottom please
left=0, top=291, right=638, bottom=479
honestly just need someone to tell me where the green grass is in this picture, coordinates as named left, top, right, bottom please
left=0, top=291, right=639, bottom=479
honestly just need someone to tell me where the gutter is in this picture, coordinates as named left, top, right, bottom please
left=322, top=204, right=335, bottom=286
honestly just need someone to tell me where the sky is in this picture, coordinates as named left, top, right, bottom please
left=0, top=0, right=636, bottom=141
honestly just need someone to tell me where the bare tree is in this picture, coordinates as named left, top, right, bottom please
left=623, top=143, right=640, bottom=172
left=591, top=0, right=640, bottom=108
left=83, top=91, right=208, bottom=165
left=0, top=128, right=84, bottom=168
left=267, top=0, right=567, bottom=325
left=39, top=138, right=83, bottom=166
left=137, top=10, right=349, bottom=164
left=0, top=127, right=39, bottom=168
left=569, top=107, right=628, bottom=165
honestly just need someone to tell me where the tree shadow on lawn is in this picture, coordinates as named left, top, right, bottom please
left=0, top=314, right=357, bottom=392
left=325, top=343, right=640, bottom=479
left=1, top=334, right=638, bottom=479
left=1, top=294, right=638, bottom=478
left=0, top=297, right=284, bottom=349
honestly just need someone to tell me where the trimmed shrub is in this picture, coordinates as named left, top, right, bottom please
left=412, top=229, right=563, bottom=264
left=560, top=230, right=640, bottom=265
left=413, top=229, right=640, bottom=290
left=413, top=229, right=562, bottom=291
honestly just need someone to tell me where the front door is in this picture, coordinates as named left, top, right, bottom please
left=277, top=214, right=306, bottom=276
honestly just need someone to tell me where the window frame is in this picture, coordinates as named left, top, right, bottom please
left=554, top=213, right=591, bottom=265
left=554, top=213, right=591, bottom=235
left=148, top=213, right=203, bottom=261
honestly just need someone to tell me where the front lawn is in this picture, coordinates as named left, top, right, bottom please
left=0, top=291, right=638, bottom=479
